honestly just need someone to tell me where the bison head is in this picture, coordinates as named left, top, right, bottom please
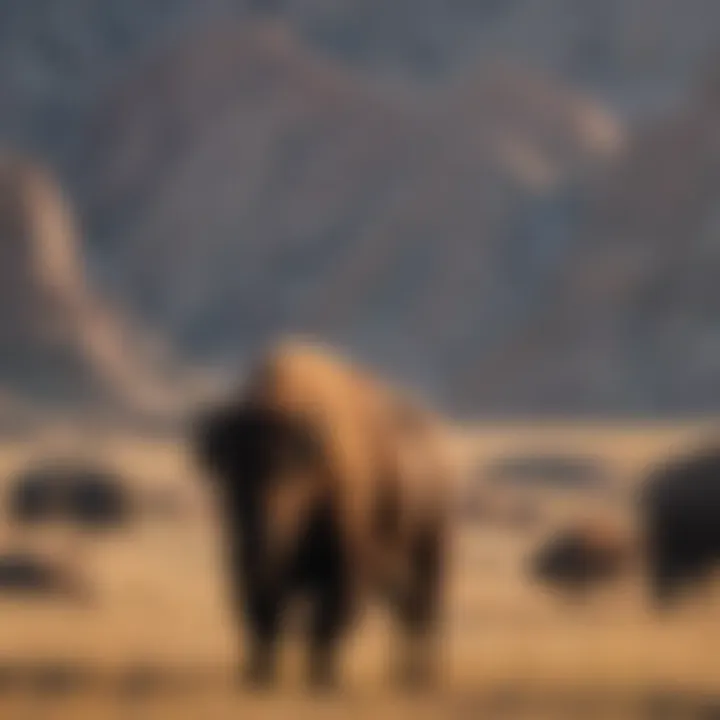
left=196, top=404, right=322, bottom=484
left=194, top=402, right=327, bottom=579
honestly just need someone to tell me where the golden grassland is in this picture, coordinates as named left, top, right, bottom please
left=0, top=422, right=717, bottom=718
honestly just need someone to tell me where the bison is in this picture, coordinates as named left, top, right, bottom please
left=0, top=551, right=91, bottom=603
left=640, top=442, right=720, bottom=607
left=529, top=519, right=634, bottom=595
left=195, top=339, right=454, bottom=690
left=9, top=459, right=132, bottom=531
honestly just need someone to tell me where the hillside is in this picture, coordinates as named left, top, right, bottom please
left=0, top=154, right=195, bottom=424
left=452, top=69, right=720, bottom=416
left=2, top=0, right=719, bottom=166
left=72, top=19, right=623, bottom=402
left=1, top=4, right=720, bottom=416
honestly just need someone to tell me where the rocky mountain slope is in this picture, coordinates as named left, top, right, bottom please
left=451, top=69, right=720, bottom=415
left=1, top=3, right=720, bottom=416
left=2, top=0, right=719, bottom=157
left=0, top=153, right=198, bottom=423
left=72, top=19, right=623, bottom=404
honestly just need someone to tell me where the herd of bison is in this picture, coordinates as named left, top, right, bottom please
left=2, top=338, right=720, bottom=692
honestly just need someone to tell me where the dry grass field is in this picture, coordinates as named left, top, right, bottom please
left=0, top=422, right=718, bottom=718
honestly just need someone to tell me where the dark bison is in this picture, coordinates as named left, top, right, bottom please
left=195, top=339, right=453, bottom=690
left=0, top=551, right=90, bottom=602
left=530, top=519, right=634, bottom=594
left=9, top=459, right=132, bottom=530
left=640, top=443, right=720, bottom=607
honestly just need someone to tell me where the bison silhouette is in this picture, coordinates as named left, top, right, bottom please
left=640, top=442, right=720, bottom=607
left=530, top=519, right=633, bottom=595
left=195, top=339, right=453, bottom=690
left=9, top=459, right=132, bottom=530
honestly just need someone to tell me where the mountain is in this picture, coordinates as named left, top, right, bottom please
left=73, top=18, right=623, bottom=404
left=1, top=3, right=720, bottom=417
left=0, top=153, right=196, bottom=423
left=2, top=0, right=719, bottom=169
left=452, top=67, right=720, bottom=416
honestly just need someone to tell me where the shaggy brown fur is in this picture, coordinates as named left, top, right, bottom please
left=195, top=339, right=454, bottom=690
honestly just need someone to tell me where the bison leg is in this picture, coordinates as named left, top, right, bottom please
left=242, top=589, right=283, bottom=688
left=649, top=564, right=680, bottom=610
left=393, top=526, right=444, bottom=691
left=647, top=550, right=699, bottom=611
left=303, top=518, right=357, bottom=691
left=307, top=579, right=354, bottom=690
left=294, top=502, right=362, bottom=690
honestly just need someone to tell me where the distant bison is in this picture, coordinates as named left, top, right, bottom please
left=530, top=519, right=634, bottom=594
left=640, top=443, right=720, bottom=607
left=9, top=459, right=133, bottom=530
left=0, top=551, right=90, bottom=602
left=195, top=339, right=453, bottom=690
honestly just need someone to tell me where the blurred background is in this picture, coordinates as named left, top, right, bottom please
left=5, top=0, right=720, bottom=424
left=1, top=1, right=720, bottom=716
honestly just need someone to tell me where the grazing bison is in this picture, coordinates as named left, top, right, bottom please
left=530, top=519, right=634, bottom=594
left=9, top=465, right=63, bottom=524
left=195, top=339, right=453, bottom=690
left=640, top=443, right=720, bottom=607
left=9, top=459, right=132, bottom=530
left=0, top=551, right=91, bottom=603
